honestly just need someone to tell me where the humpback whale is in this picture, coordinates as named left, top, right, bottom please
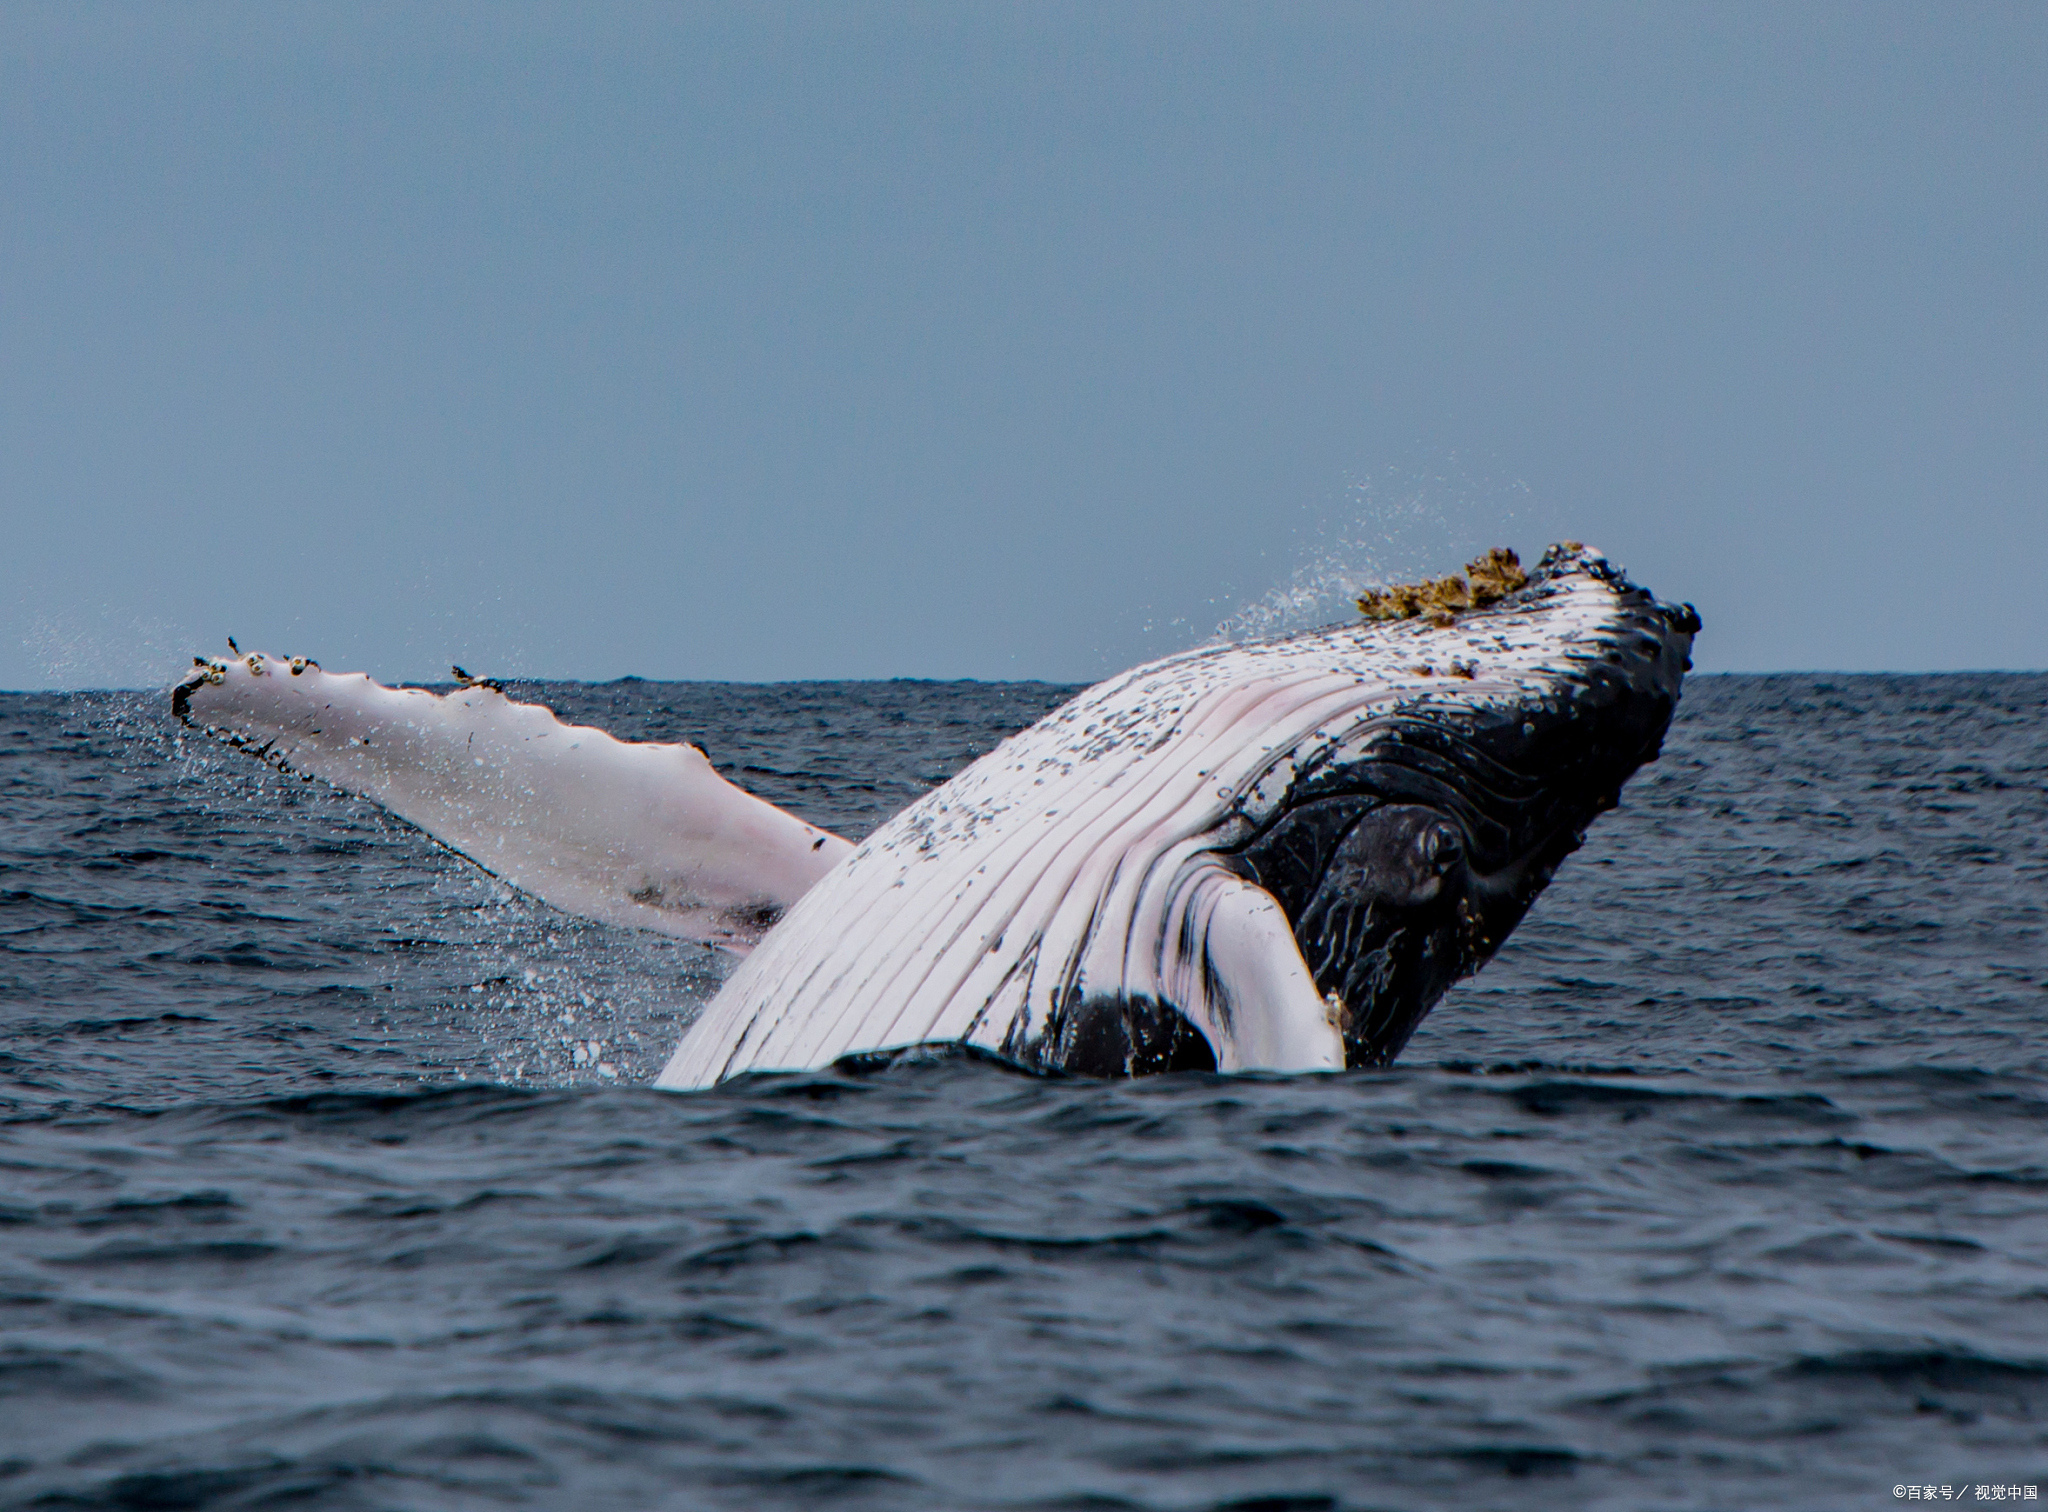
left=172, top=543, right=1696, bottom=1085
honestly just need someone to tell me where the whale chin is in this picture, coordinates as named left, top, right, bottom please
left=173, top=541, right=1696, bottom=1085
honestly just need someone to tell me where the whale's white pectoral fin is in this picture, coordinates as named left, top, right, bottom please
left=173, top=653, right=852, bottom=950
left=1162, top=868, right=1344, bottom=1073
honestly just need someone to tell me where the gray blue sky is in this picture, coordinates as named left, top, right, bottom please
left=4, top=2, right=2043, bottom=688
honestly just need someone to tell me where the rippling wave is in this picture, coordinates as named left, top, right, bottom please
left=2, top=675, right=2044, bottom=1508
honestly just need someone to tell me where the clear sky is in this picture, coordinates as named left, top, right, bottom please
left=4, top=2, right=2043, bottom=689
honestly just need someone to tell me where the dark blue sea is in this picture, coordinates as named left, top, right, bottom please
left=3, top=674, right=2045, bottom=1510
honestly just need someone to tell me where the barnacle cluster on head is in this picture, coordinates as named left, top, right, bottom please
left=1356, top=547, right=1531, bottom=627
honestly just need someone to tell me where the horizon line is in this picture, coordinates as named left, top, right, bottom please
left=8, top=666, right=2048, bottom=697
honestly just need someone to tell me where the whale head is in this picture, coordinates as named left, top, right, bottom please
left=1223, top=543, right=1698, bottom=1067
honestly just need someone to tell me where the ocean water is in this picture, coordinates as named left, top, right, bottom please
left=2, top=673, right=2045, bottom=1510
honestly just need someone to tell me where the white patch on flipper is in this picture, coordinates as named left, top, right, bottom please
left=175, top=656, right=851, bottom=950
left=1155, top=864, right=1343, bottom=1072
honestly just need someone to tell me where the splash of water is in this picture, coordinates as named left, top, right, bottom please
left=22, top=611, right=204, bottom=692
left=1212, top=462, right=1531, bottom=643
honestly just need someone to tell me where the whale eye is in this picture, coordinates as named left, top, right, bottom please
left=1415, top=822, right=1462, bottom=873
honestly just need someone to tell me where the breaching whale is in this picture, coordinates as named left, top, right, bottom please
left=172, top=543, right=1696, bottom=1085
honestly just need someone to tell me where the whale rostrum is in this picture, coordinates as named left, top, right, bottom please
left=172, top=543, right=1696, bottom=1084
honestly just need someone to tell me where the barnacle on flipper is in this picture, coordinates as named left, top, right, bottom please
left=1356, top=547, right=1531, bottom=624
